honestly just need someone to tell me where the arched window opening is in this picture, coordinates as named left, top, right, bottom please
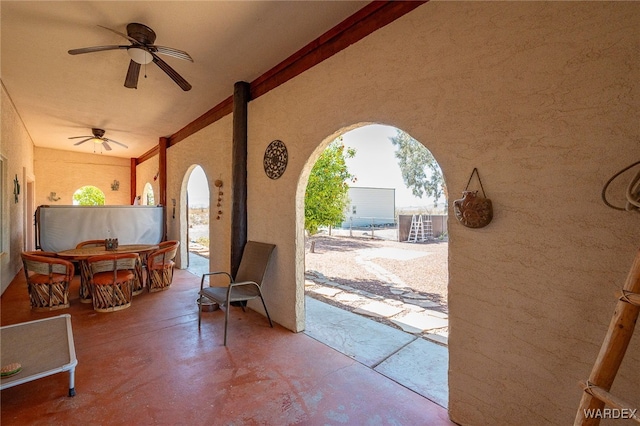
left=73, top=185, right=105, bottom=205
left=142, top=182, right=155, bottom=205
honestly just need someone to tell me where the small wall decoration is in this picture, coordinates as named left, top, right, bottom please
left=215, top=179, right=223, bottom=220
left=13, top=175, right=20, bottom=203
left=454, top=168, right=493, bottom=229
left=48, top=192, right=61, bottom=202
left=111, top=180, right=120, bottom=191
left=263, top=140, right=288, bottom=179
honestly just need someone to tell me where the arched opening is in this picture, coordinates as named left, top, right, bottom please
left=142, top=182, right=155, bottom=205
left=299, top=123, right=449, bottom=408
left=182, top=165, right=210, bottom=276
left=72, top=185, right=105, bottom=205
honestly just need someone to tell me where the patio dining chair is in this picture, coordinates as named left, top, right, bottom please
left=198, top=241, right=276, bottom=345
left=87, top=253, right=138, bottom=312
left=147, top=241, right=180, bottom=292
left=75, top=239, right=108, bottom=290
left=21, top=252, right=74, bottom=311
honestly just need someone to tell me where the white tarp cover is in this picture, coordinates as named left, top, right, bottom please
left=38, top=205, right=163, bottom=252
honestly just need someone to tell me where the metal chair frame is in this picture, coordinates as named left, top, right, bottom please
left=198, top=241, right=275, bottom=345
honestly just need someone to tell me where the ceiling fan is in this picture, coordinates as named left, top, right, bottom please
left=69, top=128, right=128, bottom=151
left=68, top=23, right=193, bottom=91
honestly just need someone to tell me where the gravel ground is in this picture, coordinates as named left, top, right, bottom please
left=305, top=235, right=449, bottom=313
left=188, top=224, right=450, bottom=318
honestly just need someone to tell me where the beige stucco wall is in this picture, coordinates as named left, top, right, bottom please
left=242, top=2, right=639, bottom=425
left=1, top=85, right=35, bottom=291
left=166, top=114, right=233, bottom=278
left=135, top=154, right=159, bottom=206
left=34, top=147, right=131, bottom=206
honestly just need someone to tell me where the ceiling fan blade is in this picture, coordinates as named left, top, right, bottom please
left=102, top=141, right=112, bottom=151
left=97, top=25, right=141, bottom=45
left=124, top=60, right=141, bottom=89
left=73, top=137, right=93, bottom=146
left=151, top=54, right=192, bottom=91
left=152, top=45, right=194, bottom=62
left=69, top=135, right=92, bottom=139
left=104, top=138, right=128, bottom=149
left=68, top=45, right=128, bottom=55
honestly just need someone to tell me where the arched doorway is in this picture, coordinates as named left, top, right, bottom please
left=183, top=165, right=210, bottom=276
left=299, top=123, right=449, bottom=408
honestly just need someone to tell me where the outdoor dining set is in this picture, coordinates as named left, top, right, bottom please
left=20, top=240, right=179, bottom=313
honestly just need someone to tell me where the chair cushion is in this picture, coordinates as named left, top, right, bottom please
left=200, top=284, right=260, bottom=304
left=93, top=270, right=135, bottom=285
left=28, top=273, right=69, bottom=284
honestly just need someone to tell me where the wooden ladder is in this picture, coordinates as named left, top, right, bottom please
left=574, top=248, right=640, bottom=425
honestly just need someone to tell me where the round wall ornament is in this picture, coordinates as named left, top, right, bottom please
left=263, top=140, right=288, bottom=179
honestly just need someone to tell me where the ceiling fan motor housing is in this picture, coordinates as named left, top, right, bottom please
left=127, top=23, right=156, bottom=45
left=92, top=128, right=105, bottom=138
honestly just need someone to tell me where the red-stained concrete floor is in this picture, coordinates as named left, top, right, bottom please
left=1, top=268, right=454, bottom=425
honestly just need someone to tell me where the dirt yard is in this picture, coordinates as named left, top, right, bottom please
left=304, top=235, right=449, bottom=313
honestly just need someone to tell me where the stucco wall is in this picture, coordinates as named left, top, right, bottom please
left=1, top=85, right=34, bottom=291
left=34, top=147, right=131, bottom=206
left=241, top=2, right=639, bottom=425
left=166, top=115, right=233, bottom=277
left=135, top=155, right=159, bottom=206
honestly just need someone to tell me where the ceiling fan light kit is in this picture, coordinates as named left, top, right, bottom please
left=128, top=47, right=153, bottom=65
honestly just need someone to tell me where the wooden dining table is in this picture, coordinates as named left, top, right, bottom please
left=57, top=244, right=159, bottom=303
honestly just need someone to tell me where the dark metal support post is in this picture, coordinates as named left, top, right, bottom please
left=231, top=82, right=250, bottom=276
left=159, top=137, right=168, bottom=241
left=130, top=158, right=137, bottom=205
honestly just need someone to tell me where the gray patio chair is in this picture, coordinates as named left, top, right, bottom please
left=198, top=241, right=275, bottom=345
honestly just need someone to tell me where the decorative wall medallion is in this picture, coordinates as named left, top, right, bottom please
left=263, top=140, right=288, bottom=179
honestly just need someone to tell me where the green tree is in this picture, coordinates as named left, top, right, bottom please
left=305, top=139, right=356, bottom=234
left=390, top=130, right=445, bottom=205
left=73, top=185, right=105, bottom=205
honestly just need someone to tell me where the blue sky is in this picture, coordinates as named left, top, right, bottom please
left=188, top=166, right=209, bottom=207
left=187, top=124, right=443, bottom=209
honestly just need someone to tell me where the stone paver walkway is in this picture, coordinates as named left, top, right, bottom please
left=305, top=270, right=448, bottom=346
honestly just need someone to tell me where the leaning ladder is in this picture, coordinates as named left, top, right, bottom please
left=424, top=215, right=433, bottom=239
left=407, top=215, right=425, bottom=243
left=574, top=248, right=640, bottom=425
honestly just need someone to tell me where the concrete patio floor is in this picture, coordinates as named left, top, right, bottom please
left=2, top=265, right=453, bottom=425
left=188, top=251, right=449, bottom=408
